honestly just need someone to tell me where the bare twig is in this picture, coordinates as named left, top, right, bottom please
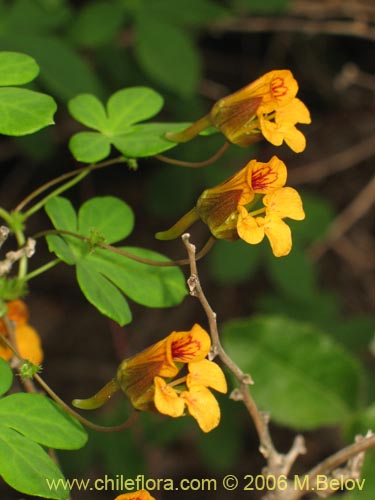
left=0, top=238, right=36, bottom=276
left=181, top=233, right=374, bottom=500
left=181, top=233, right=306, bottom=477
left=289, top=136, right=374, bottom=185
left=283, top=432, right=375, bottom=500
left=0, top=226, right=10, bottom=249
left=309, top=176, right=375, bottom=260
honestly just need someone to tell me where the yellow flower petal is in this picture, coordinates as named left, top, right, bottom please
left=237, top=206, right=265, bottom=244
left=248, top=156, right=287, bottom=193
left=181, top=386, right=221, bottom=433
left=259, top=70, right=298, bottom=109
left=280, top=125, right=307, bottom=153
left=168, top=324, right=211, bottom=364
left=263, top=187, right=305, bottom=220
left=153, top=377, right=185, bottom=417
left=114, top=490, right=156, bottom=500
left=263, top=214, right=293, bottom=257
left=187, top=359, right=227, bottom=394
left=276, top=97, right=311, bottom=125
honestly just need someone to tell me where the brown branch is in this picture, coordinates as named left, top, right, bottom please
left=181, top=233, right=374, bottom=500
left=181, top=233, right=306, bottom=474
left=309, top=176, right=375, bottom=260
left=284, top=432, right=375, bottom=500
left=211, top=16, right=374, bottom=41
left=289, top=136, right=374, bottom=185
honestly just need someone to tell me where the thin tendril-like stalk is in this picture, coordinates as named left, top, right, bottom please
left=14, top=157, right=125, bottom=213
left=155, top=141, right=230, bottom=168
left=33, top=229, right=216, bottom=268
left=0, top=323, right=137, bottom=433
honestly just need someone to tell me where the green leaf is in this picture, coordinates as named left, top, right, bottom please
left=111, top=122, right=189, bottom=157
left=76, top=260, right=132, bottom=325
left=0, top=426, right=68, bottom=500
left=5, top=0, right=71, bottom=34
left=209, top=240, right=261, bottom=285
left=0, top=393, right=87, bottom=449
left=0, top=51, right=39, bottom=86
left=45, top=197, right=81, bottom=264
left=343, top=404, right=375, bottom=441
left=0, top=34, right=103, bottom=101
left=145, top=0, right=229, bottom=26
left=45, top=196, right=78, bottom=233
left=68, top=1, right=125, bottom=48
left=87, top=246, right=187, bottom=308
left=135, top=14, right=200, bottom=96
left=78, top=196, right=134, bottom=244
left=0, top=87, right=56, bottom=136
left=107, top=87, right=164, bottom=134
left=46, top=235, right=77, bottom=265
left=68, top=94, right=108, bottom=131
left=223, top=316, right=364, bottom=429
left=0, top=359, right=13, bottom=396
left=69, top=131, right=111, bottom=163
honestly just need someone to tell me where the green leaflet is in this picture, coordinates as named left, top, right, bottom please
left=0, top=427, right=68, bottom=500
left=0, top=51, right=39, bottom=85
left=45, top=196, right=187, bottom=325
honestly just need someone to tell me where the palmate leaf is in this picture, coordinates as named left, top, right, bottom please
left=68, top=87, right=186, bottom=162
left=223, top=316, right=365, bottom=430
left=45, top=196, right=187, bottom=325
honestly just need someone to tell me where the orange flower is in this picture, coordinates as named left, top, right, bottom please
left=0, top=300, right=43, bottom=365
left=114, top=491, right=156, bottom=500
left=166, top=69, right=311, bottom=152
left=156, top=155, right=304, bottom=256
left=73, top=325, right=227, bottom=432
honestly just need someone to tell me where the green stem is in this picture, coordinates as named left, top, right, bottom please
left=0, top=207, right=13, bottom=226
left=24, top=259, right=60, bottom=281
left=15, top=156, right=124, bottom=213
left=23, top=169, right=91, bottom=219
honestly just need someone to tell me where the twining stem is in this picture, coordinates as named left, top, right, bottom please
left=33, top=229, right=216, bottom=268
left=155, top=141, right=230, bottom=168
left=14, top=156, right=125, bottom=213
left=0, top=322, right=137, bottom=433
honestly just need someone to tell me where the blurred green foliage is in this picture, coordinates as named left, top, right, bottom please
left=0, top=0, right=373, bottom=499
